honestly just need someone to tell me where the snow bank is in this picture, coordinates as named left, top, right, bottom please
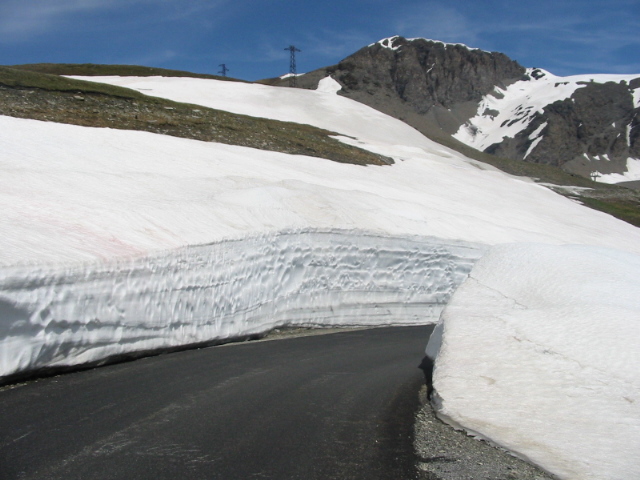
left=0, top=230, right=483, bottom=379
left=428, top=243, right=640, bottom=480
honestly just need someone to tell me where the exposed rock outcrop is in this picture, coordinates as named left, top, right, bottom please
left=486, top=79, right=640, bottom=178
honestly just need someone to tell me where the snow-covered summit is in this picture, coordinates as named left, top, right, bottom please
left=373, top=35, right=482, bottom=52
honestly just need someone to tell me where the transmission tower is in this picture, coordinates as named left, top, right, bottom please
left=284, top=45, right=301, bottom=87
left=218, top=64, right=229, bottom=77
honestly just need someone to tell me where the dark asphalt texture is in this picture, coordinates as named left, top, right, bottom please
left=0, top=325, right=433, bottom=480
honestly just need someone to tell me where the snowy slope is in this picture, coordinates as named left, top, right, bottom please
left=2, top=75, right=640, bottom=479
left=68, top=75, right=435, bottom=150
left=8, top=77, right=640, bottom=264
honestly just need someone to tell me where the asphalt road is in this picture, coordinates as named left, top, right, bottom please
left=0, top=325, right=433, bottom=480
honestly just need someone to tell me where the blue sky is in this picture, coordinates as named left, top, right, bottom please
left=0, top=0, right=638, bottom=80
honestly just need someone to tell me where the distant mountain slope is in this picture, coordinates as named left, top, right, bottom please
left=267, top=36, right=640, bottom=186
left=3, top=62, right=639, bottom=226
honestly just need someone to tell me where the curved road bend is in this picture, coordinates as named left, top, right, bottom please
left=0, top=325, right=433, bottom=480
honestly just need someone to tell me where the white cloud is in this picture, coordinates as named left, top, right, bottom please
left=0, top=0, right=120, bottom=38
left=0, top=0, right=229, bottom=41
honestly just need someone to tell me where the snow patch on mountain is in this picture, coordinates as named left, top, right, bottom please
left=454, top=69, right=583, bottom=151
left=596, top=157, right=640, bottom=184
left=524, top=121, right=548, bottom=159
left=454, top=68, right=640, bottom=153
left=280, top=72, right=304, bottom=79
left=376, top=36, right=404, bottom=51
left=315, top=76, right=342, bottom=94
left=374, top=35, right=482, bottom=52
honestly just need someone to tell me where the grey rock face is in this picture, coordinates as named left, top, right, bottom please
left=334, top=36, right=525, bottom=110
left=278, top=36, right=526, bottom=138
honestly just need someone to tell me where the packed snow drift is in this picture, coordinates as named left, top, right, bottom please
left=428, top=243, right=640, bottom=480
left=2, top=73, right=640, bottom=479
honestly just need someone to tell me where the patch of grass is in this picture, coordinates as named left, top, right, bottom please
left=577, top=197, right=640, bottom=227
left=0, top=66, right=152, bottom=99
left=9, top=63, right=245, bottom=82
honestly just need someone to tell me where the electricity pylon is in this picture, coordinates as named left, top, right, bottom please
left=284, top=45, right=301, bottom=87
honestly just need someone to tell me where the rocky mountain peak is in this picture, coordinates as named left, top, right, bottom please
left=335, top=35, right=525, bottom=111
left=267, top=36, right=639, bottom=186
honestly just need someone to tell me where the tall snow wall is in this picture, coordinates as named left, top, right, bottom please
left=427, top=243, right=640, bottom=480
left=0, top=229, right=484, bottom=382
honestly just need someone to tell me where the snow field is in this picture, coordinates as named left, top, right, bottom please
left=2, top=73, right=640, bottom=479
left=0, top=230, right=483, bottom=379
left=69, top=76, right=437, bottom=151
left=428, top=243, right=640, bottom=480
left=4, top=114, right=640, bottom=268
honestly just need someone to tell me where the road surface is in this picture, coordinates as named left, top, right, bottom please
left=0, top=326, right=432, bottom=480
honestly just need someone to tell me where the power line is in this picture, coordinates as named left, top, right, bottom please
left=218, top=64, right=229, bottom=77
left=284, top=45, right=301, bottom=87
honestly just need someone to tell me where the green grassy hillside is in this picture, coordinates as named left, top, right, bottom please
left=10, top=63, right=244, bottom=82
